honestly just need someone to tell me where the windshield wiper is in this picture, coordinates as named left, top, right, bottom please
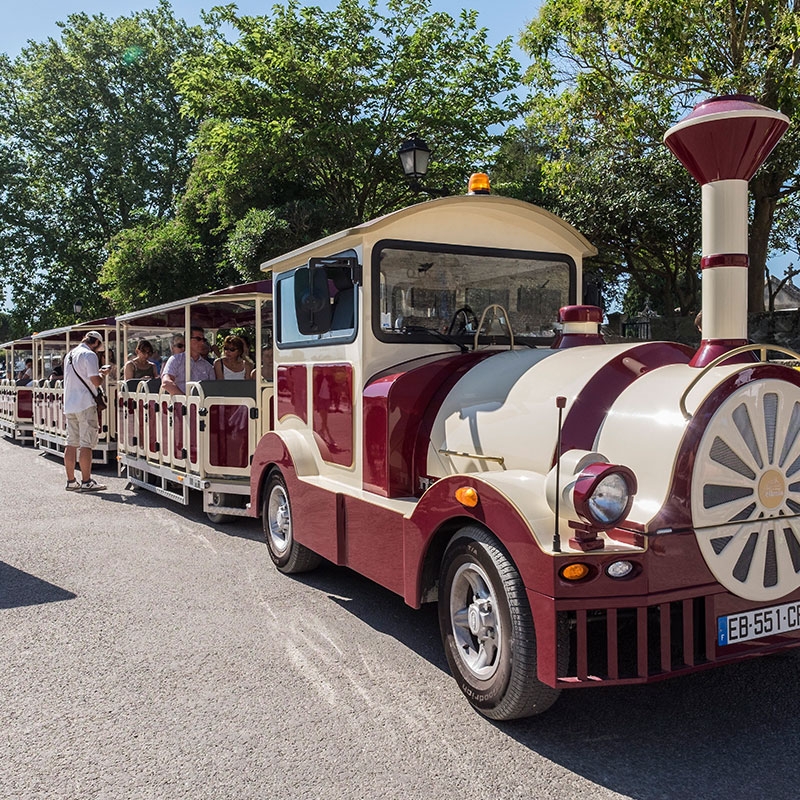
left=403, top=325, right=468, bottom=353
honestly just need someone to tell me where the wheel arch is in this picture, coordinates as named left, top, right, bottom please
left=406, top=474, right=551, bottom=608
left=250, top=429, right=318, bottom=517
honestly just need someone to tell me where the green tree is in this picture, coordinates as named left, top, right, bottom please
left=519, top=0, right=800, bottom=313
left=0, top=1, right=207, bottom=331
left=101, top=220, right=207, bottom=311
left=495, top=120, right=701, bottom=316
left=169, top=0, right=521, bottom=270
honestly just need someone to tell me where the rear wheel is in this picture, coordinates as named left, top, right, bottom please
left=262, top=470, right=321, bottom=574
left=206, top=492, right=244, bottom=525
left=439, top=525, right=562, bottom=720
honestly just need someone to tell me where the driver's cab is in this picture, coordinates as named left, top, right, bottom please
left=268, top=194, right=594, bottom=494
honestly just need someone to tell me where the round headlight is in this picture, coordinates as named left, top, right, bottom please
left=588, top=473, right=630, bottom=525
left=573, top=463, right=637, bottom=528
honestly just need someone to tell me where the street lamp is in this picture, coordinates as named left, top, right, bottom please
left=398, top=135, right=449, bottom=197
left=73, top=300, right=83, bottom=319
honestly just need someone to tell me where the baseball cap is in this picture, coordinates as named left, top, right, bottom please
left=85, top=331, right=105, bottom=351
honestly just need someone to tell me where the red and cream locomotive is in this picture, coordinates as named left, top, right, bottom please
left=246, top=95, right=800, bottom=719
left=5, top=95, right=800, bottom=721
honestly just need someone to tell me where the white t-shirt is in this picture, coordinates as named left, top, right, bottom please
left=64, top=343, right=100, bottom=415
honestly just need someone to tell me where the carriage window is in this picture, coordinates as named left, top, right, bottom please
left=373, top=242, right=575, bottom=345
left=276, top=264, right=357, bottom=347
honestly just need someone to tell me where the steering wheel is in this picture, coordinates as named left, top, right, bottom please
left=447, top=306, right=479, bottom=336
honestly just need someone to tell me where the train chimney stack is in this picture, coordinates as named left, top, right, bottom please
left=664, top=95, right=789, bottom=367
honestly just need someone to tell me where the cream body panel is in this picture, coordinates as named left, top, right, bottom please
left=427, top=343, right=648, bottom=478
left=594, top=363, right=744, bottom=527
left=701, top=180, right=748, bottom=254
left=269, top=196, right=599, bottom=494
left=475, top=470, right=647, bottom=554
left=264, top=196, right=596, bottom=385
left=702, top=267, right=749, bottom=340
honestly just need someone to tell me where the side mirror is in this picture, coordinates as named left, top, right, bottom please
left=294, top=264, right=332, bottom=335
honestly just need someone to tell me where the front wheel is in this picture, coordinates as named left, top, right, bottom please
left=261, top=470, right=321, bottom=574
left=438, top=526, right=562, bottom=720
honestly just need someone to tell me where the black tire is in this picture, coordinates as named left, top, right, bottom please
left=438, top=525, right=563, bottom=720
left=261, top=470, right=322, bottom=574
left=206, top=493, right=237, bottom=525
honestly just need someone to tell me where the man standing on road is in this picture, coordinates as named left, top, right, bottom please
left=161, top=325, right=215, bottom=396
left=63, top=331, right=111, bottom=492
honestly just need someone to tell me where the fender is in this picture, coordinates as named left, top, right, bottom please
left=249, top=428, right=320, bottom=516
left=405, top=473, right=559, bottom=606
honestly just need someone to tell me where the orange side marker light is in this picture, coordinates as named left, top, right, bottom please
left=455, top=486, right=479, bottom=507
left=560, top=563, right=590, bottom=581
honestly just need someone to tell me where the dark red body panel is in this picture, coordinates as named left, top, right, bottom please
left=362, top=352, right=494, bottom=497
left=17, top=388, right=32, bottom=419
left=312, top=364, right=353, bottom=467
left=277, top=365, right=307, bottom=424
left=208, top=403, right=250, bottom=468
left=559, top=341, right=693, bottom=459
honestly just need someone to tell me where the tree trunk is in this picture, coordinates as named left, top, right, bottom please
left=748, top=173, right=781, bottom=313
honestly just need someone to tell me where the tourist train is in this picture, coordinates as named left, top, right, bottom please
left=2, top=96, right=800, bottom=720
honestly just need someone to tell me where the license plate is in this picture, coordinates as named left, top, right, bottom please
left=718, top=600, right=800, bottom=645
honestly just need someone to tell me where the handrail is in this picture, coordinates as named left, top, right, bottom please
left=679, top=343, right=800, bottom=420
left=438, top=448, right=505, bottom=466
left=473, top=303, right=515, bottom=351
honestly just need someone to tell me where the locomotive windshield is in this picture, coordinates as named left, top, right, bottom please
left=373, top=241, right=576, bottom=346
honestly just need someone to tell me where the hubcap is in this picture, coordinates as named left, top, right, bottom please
left=449, top=561, right=502, bottom=680
left=267, top=485, right=291, bottom=555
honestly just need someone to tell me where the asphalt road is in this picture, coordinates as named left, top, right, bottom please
left=1, top=435, right=799, bottom=800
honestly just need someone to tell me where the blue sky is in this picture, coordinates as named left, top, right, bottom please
left=0, top=1, right=538, bottom=59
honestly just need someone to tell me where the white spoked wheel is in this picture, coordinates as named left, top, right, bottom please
left=261, top=470, right=321, bottom=574
left=692, top=378, right=800, bottom=602
left=439, top=525, right=562, bottom=720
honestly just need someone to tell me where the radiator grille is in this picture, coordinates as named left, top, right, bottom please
left=558, top=598, right=708, bottom=683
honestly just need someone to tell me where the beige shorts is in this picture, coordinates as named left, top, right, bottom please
left=66, top=406, right=100, bottom=450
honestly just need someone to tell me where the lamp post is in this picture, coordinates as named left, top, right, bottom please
left=73, top=300, right=83, bottom=321
left=398, top=135, right=449, bottom=197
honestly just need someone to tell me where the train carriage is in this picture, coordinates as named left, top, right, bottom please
left=115, top=280, right=272, bottom=520
left=0, top=337, right=35, bottom=444
left=240, top=96, right=800, bottom=719
left=31, top=321, right=118, bottom=463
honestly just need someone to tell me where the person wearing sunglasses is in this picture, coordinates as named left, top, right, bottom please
left=214, top=335, right=248, bottom=380
left=161, top=326, right=215, bottom=396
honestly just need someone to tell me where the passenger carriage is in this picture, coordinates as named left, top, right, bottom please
left=115, top=280, right=272, bottom=521
left=239, top=96, right=800, bottom=719
left=0, top=336, right=35, bottom=444
left=31, top=321, right=118, bottom=464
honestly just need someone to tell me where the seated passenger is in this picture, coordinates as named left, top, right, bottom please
left=48, top=360, right=64, bottom=381
left=160, top=334, right=185, bottom=377
left=214, top=335, right=248, bottom=380
left=161, top=326, right=215, bottom=396
left=250, top=346, right=274, bottom=382
left=124, top=339, right=158, bottom=381
left=17, top=358, right=33, bottom=385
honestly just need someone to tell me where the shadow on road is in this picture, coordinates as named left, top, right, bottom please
left=296, top=560, right=800, bottom=800
left=0, top=561, right=76, bottom=608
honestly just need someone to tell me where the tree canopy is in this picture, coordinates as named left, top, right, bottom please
left=157, top=0, right=521, bottom=288
left=514, top=0, right=800, bottom=314
left=0, top=1, right=207, bottom=334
